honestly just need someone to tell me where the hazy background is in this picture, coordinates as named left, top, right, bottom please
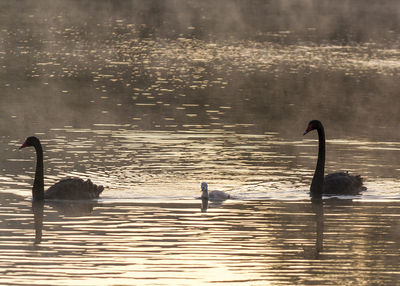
left=1, top=0, right=400, bottom=139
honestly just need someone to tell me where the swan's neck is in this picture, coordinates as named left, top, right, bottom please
left=32, top=142, right=45, bottom=201
left=201, top=189, right=208, bottom=199
left=311, top=125, right=325, bottom=198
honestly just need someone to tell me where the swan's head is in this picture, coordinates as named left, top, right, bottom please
left=201, top=182, right=208, bottom=192
left=303, top=120, right=322, bottom=135
left=19, top=136, right=40, bottom=149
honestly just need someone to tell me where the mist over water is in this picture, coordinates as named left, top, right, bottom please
left=1, top=1, right=400, bottom=139
left=1, top=1, right=400, bottom=285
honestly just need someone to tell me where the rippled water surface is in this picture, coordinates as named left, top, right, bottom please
left=2, top=198, right=400, bottom=285
left=2, top=1, right=400, bottom=285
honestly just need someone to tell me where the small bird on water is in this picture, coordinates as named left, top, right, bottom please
left=200, top=182, right=231, bottom=201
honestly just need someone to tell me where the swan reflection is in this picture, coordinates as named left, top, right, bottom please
left=308, top=197, right=359, bottom=259
left=47, top=200, right=100, bottom=217
left=312, top=199, right=324, bottom=257
left=31, top=200, right=101, bottom=244
left=32, top=200, right=44, bottom=245
left=201, top=198, right=208, bottom=212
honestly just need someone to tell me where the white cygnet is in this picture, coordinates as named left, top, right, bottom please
left=201, top=182, right=230, bottom=201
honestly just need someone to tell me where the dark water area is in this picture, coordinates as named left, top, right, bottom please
left=1, top=1, right=400, bottom=285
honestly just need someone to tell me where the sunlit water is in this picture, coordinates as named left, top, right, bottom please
left=2, top=1, right=400, bottom=285
left=1, top=198, right=400, bottom=285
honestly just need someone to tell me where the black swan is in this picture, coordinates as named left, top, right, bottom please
left=201, top=182, right=230, bottom=201
left=19, top=136, right=104, bottom=201
left=303, top=120, right=365, bottom=198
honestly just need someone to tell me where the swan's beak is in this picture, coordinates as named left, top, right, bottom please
left=19, top=141, right=28, bottom=150
left=303, top=125, right=312, bottom=136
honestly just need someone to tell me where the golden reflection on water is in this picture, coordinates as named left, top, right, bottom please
left=1, top=197, right=400, bottom=285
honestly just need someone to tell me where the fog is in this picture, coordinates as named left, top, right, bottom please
left=1, top=0, right=400, bottom=140
left=2, top=0, right=400, bottom=43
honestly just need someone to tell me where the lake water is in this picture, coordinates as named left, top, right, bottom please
left=1, top=1, right=400, bottom=285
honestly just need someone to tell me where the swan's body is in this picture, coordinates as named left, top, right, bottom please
left=303, top=120, right=365, bottom=198
left=45, top=177, right=102, bottom=200
left=20, top=136, right=103, bottom=201
left=323, top=172, right=364, bottom=195
left=201, top=182, right=230, bottom=201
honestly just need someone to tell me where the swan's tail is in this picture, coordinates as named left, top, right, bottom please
left=353, top=175, right=367, bottom=191
left=86, top=179, right=104, bottom=199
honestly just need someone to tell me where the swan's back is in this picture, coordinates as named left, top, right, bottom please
left=209, top=190, right=230, bottom=201
left=323, top=172, right=365, bottom=195
left=45, top=178, right=104, bottom=200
